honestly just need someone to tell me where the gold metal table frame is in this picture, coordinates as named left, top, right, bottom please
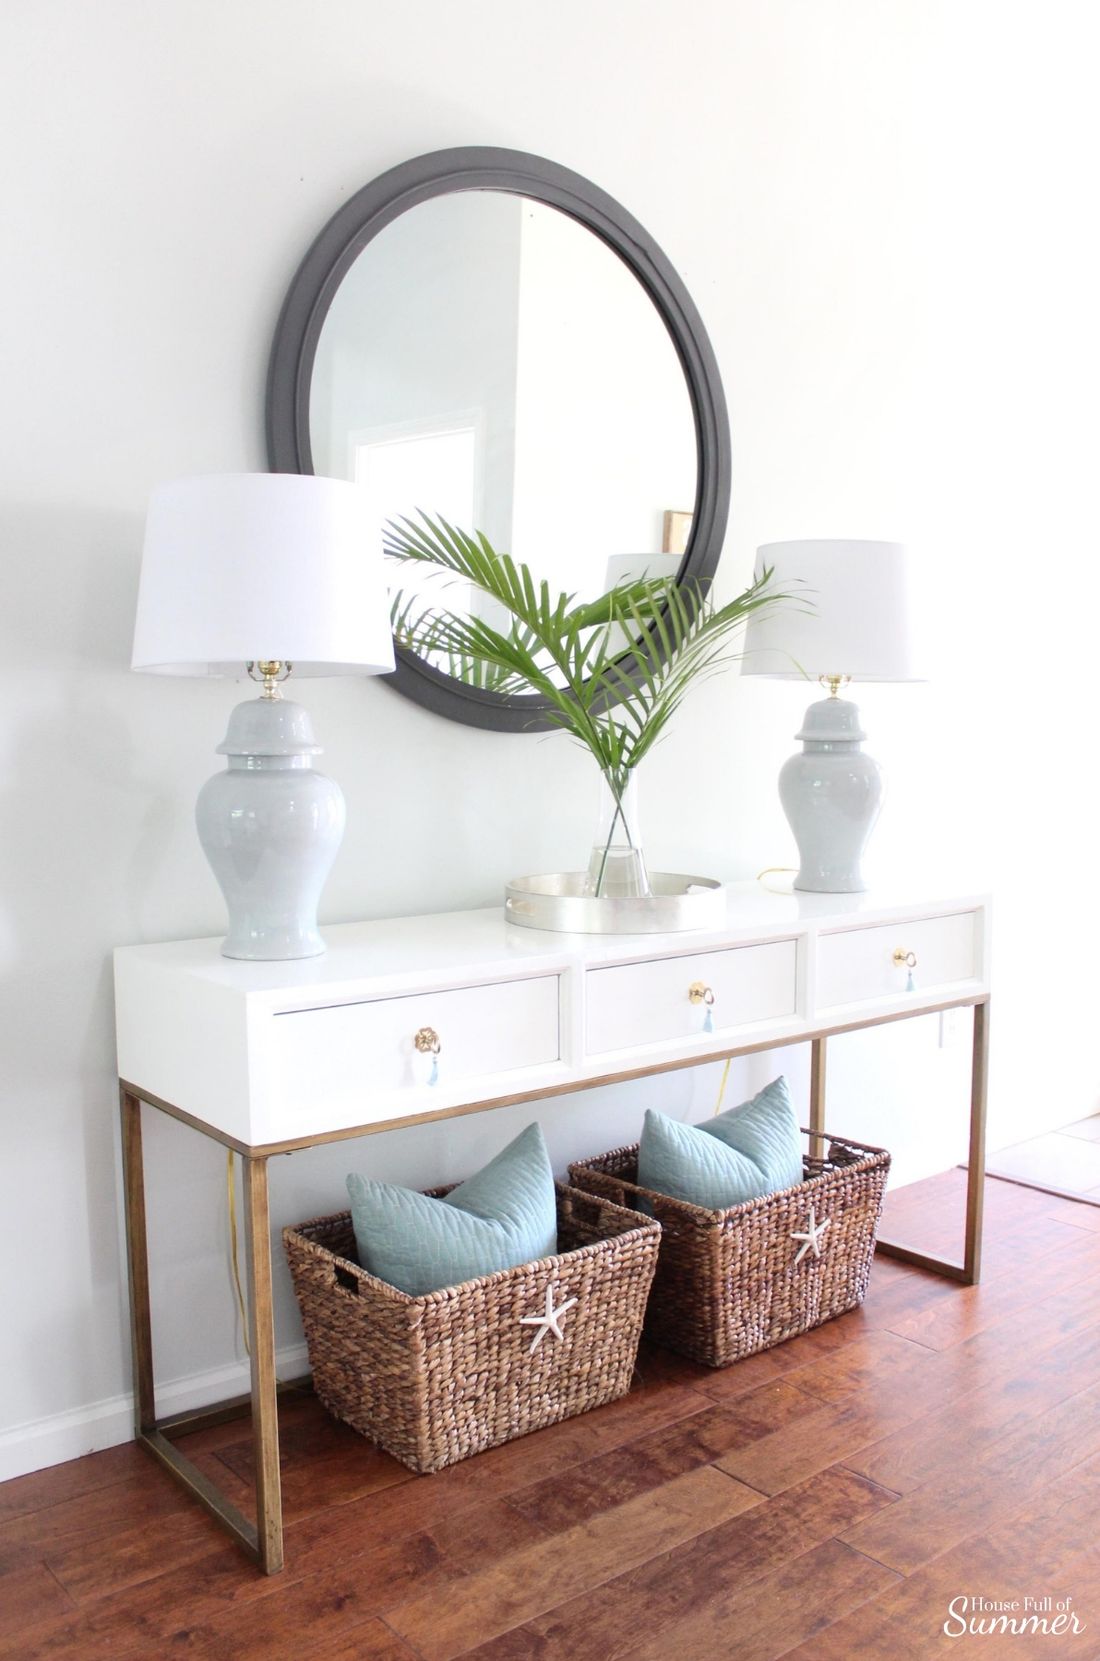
left=120, top=992, right=989, bottom=1575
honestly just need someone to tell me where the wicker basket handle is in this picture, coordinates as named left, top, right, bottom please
left=332, top=1262, right=362, bottom=1297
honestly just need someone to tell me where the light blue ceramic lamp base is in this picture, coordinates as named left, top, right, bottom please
left=196, top=696, right=345, bottom=960
left=778, top=694, right=883, bottom=893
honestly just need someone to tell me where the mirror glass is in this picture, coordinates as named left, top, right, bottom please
left=307, top=191, right=697, bottom=671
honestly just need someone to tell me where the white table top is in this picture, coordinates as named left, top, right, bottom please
left=115, top=878, right=990, bottom=997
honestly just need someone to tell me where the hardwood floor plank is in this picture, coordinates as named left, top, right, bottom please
left=885, top=1167, right=1064, bottom=1228
left=781, top=1451, right=1100, bottom=1658
left=704, top=1375, right=827, bottom=1441
left=508, top=1385, right=817, bottom=1533
left=0, top=1469, right=193, bottom=1576
left=0, top=1539, right=289, bottom=1660
left=208, top=1422, right=411, bottom=1520
left=163, top=1385, right=325, bottom=1457
left=386, top=1464, right=758, bottom=1661
left=1043, top=1193, right=1100, bottom=1234
left=964, top=1452, right=1100, bottom=1579
left=767, top=1330, right=942, bottom=1406
left=843, top=1320, right=1100, bottom=1496
left=213, top=1399, right=393, bottom=1470
left=420, top=1498, right=549, bottom=1574
left=279, top=1485, right=531, bottom=1583
left=882, top=1176, right=1087, bottom=1276
left=964, top=1554, right=1100, bottom=1659
left=719, top=1268, right=1100, bottom=1497
left=43, top=1505, right=231, bottom=1605
left=886, top=1222, right=1100, bottom=1350
left=273, top=1378, right=712, bottom=1579
left=72, top=1524, right=479, bottom=1661
left=776, top=1598, right=924, bottom=1660
left=864, top=1250, right=918, bottom=1279
left=854, top=1263, right=962, bottom=1326
left=158, top=1556, right=453, bottom=1661
left=841, top=1378, right=1100, bottom=1574
left=901, top=1168, right=1100, bottom=1234
left=906, top=1272, right=1100, bottom=1386
left=303, top=1624, right=422, bottom=1661
left=0, top=1562, right=74, bottom=1641
left=614, top=1536, right=900, bottom=1661
left=176, top=1431, right=409, bottom=1530
left=693, top=1306, right=887, bottom=1403
left=717, top=1378, right=942, bottom=1497
left=458, top=1465, right=898, bottom=1661
left=0, top=1445, right=148, bottom=1526
left=190, top=1378, right=710, bottom=1528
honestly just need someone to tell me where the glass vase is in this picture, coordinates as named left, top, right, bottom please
left=584, top=768, right=651, bottom=898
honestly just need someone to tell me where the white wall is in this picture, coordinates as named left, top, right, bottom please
left=2, top=0, right=1097, bottom=1477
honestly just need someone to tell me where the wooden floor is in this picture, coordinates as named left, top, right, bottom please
left=4, top=1169, right=1100, bottom=1660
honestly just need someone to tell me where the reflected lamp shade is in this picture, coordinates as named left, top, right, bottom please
left=741, top=540, right=922, bottom=894
left=131, top=473, right=395, bottom=961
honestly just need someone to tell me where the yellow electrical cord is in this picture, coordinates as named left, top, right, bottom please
left=756, top=866, right=797, bottom=893
left=226, top=1154, right=312, bottom=1398
left=227, top=1150, right=251, bottom=1358
left=712, top=1056, right=732, bottom=1116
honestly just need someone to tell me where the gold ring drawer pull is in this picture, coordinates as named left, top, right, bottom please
left=892, top=948, right=917, bottom=992
left=414, top=1026, right=442, bottom=1086
left=688, top=980, right=716, bottom=1033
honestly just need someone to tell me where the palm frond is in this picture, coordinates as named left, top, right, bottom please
left=385, top=510, right=802, bottom=782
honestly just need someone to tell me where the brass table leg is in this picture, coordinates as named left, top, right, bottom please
left=243, top=1156, right=284, bottom=1574
left=809, top=1036, right=827, bottom=1161
left=875, top=998, right=990, bottom=1286
left=118, top=1088, right=286, bottom=1572
left=963, top=999, right=989, bottom=1284
left=120, top=1089, right=156, bottom=1435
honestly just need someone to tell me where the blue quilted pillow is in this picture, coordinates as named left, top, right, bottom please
left=346, top=1123, right=557, bottom=1296
left=638, top=1077, right=803, bottom=1210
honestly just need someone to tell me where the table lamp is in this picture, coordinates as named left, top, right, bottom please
left=132, top=472, right=395, bottom=959
left=741, top=539, right=920, bottom=892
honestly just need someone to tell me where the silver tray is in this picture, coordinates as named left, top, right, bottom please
left=504, top=872, right=726, bottom=934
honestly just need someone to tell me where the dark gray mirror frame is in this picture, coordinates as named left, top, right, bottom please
left=266, top=146, right=731, bottom=733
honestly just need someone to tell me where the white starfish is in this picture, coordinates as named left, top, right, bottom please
left=791, top=1206, right=832, bottom=1266
left=519, top=1283, right=578, bottom=1353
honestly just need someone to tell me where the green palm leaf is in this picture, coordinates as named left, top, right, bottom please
left=385, top=512, right=804, bottom=880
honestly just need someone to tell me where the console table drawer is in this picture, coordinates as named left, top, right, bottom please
left=817, top=911, right=979, bottom=1009
left=585, top=940, right=797, bottom=1056
left=271, top=975, right=560, bottom=1102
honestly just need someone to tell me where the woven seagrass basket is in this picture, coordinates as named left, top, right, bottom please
left=284, top=1181, right=660, bottom=1473
left=568, top=1131, right=890, bottom=1368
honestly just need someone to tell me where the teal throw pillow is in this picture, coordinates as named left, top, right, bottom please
left=346, top=1122, right=557, bottom=1297
left=637, top=1077, right=803, bottom=1211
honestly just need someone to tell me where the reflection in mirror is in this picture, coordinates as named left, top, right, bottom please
left=308, top=190, right=697, bottom=684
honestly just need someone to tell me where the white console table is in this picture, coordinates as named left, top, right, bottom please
left=114, top=881, right=990, bottom=1573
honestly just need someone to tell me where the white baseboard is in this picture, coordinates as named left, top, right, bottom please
left=0, top=1342, right=310, bottom=1484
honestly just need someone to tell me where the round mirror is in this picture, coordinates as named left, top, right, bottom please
left=267, top=147, right=730, bottom=731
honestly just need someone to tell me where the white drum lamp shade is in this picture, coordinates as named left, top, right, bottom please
left=132, top=472, right=395, bottom=677
left=131, top=472, right=395, bottom=961
left=741, top=540, right=919, bottom=685
left=742, top=540, right=922, bottom=895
